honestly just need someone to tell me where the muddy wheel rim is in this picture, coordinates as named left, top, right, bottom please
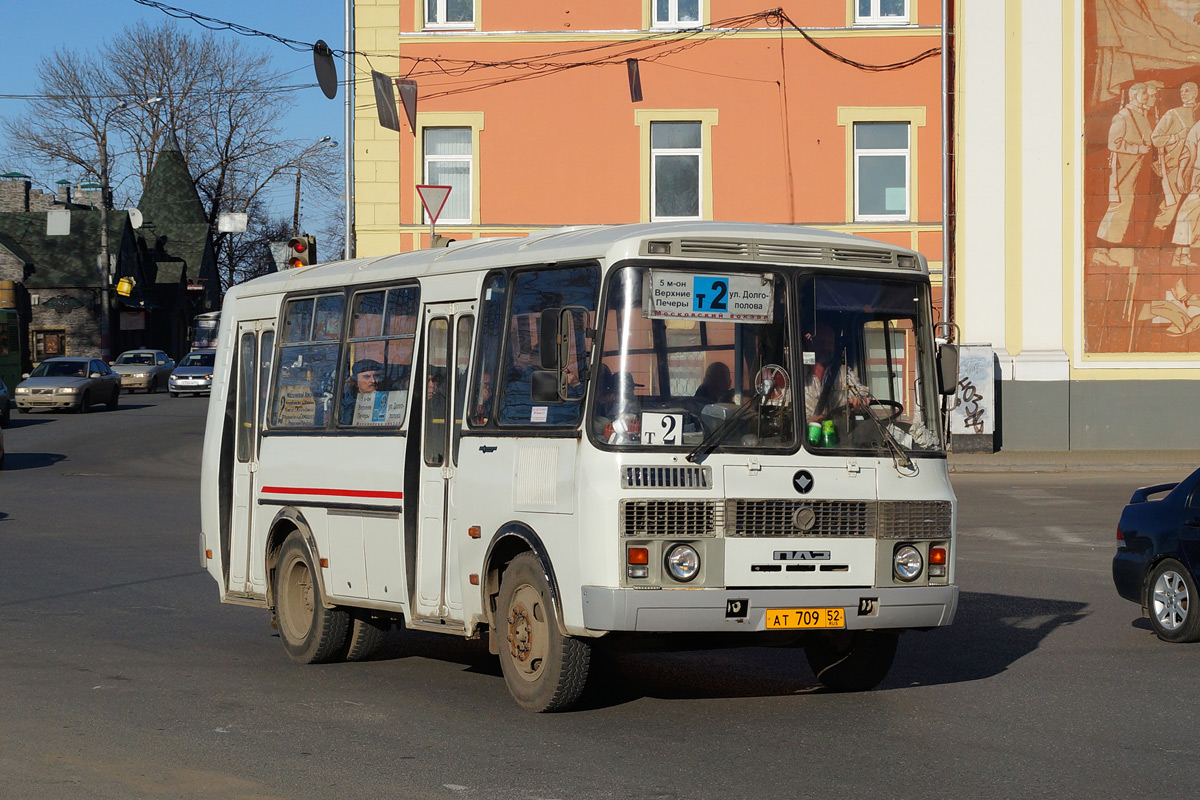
left=506, top=584, right=548, bottom=682
left=280, top=556, right=315, bottom=641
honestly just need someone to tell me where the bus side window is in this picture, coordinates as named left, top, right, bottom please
left=270, top=294, right=344, bottom=429
left=496, top=264, right=599, bottom=427
left=468, top=273, right=507, bottom=427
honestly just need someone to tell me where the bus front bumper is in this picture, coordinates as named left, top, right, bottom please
left=581, top=584, right=959, bottom=633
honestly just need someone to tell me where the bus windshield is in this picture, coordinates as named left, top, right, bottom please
left=590, top=265, right=944, bottom=456
left=591, top=265, right=795, bottom=451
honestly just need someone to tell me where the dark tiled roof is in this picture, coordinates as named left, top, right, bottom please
left=138, top=134, right=216, bottom=286
left=0, top=208, right=129, bottom=287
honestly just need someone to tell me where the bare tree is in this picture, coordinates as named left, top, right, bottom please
left=2, top=20, right=340, bottom=289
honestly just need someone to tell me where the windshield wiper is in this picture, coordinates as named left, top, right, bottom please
left=686, top=390, right=763, bottom=463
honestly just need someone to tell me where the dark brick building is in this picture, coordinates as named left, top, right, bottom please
left=0, top=133, right=219, bottom=371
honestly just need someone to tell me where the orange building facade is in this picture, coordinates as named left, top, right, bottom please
left=351, top=1, right=945, bottom=297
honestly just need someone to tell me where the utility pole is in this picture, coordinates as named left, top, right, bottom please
left=97, top=96, right=161, bottom=361
left=293, top=168, right=302, bottom=236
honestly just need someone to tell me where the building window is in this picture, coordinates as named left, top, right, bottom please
left=853, top=122, right=910, bottom=221
left=423, top=127, right=472, bottom=224
left=651, top=121, right=702, bottom=221
left=34, top=330, right=65, bottom=361
left=855, top=0, right=909, bottom=26
left=653, top=0, right=702, bottom=28
left=425, top=0, right=473, bottom=28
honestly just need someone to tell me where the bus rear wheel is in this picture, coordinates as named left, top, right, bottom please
left=496, top=552, right=590, bottom=712
left=804, top=630, right=898, bottom=692
left=274, top=532, right=348, bottom=664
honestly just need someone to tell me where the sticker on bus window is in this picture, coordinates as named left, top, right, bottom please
left=641, top=412, right=684, bottom=446
left=644, top=271, right=774, bottom=323
left=530, top=406, right=548, bottom=423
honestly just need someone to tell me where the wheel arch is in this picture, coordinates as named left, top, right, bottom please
left=481, top=523, right=565, bottom=653
left=264, top=506, right=334, bottom=610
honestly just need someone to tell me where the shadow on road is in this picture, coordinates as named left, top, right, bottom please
left=341, top=590, right=1086, bottom=710
left=0, top=451, right=67, bottom=471
left=2, top=416, right=56, bottom=430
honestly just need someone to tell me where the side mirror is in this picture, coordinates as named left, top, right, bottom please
left=937, top=344, right=959, bottom=396
left=21, top=372, right=30, bottom=380
left=539, top=308, right=561, bottom=370
left=90, top=372, right=102, bottom=379
left=157, top=360, right=166, bottom=365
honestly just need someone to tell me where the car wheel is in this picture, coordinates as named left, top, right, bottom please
left=1, top=406, right=9, bottom=427
left=1147, top=559, right=1200, bottom=643
left=107, top=387, right=119, bottom=411
left=496, top=552, right=591, bottom=712
left=77, top=392, right=90, bottom=413
left=274, top=532, right=349, bottom=664
left=170, top=391, right=179, bottom=398
left=18, top=407, right=29, bottom=414
left=804, top=630, right=899, bottom=692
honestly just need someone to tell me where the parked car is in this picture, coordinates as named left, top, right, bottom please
left=168, top=349, right=216, bottom=397
left=111, top=349, right=175, bottom=393
left=0, top=423, right=5, bottom=469
left=0, top=377, right=10, bottom=427
left=1113, top=466, right=1200, bottom=642
left=14, top=357, right=121, bottom=413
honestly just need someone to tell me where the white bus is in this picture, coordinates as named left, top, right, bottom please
left=199, top=222, right=960, bottom=711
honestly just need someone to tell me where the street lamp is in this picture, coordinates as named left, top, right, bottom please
left=98, top=96, right=162, bottom=360
left=293, top=136, right=338, bottom=236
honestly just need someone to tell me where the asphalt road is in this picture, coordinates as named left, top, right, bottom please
left=1, top=396, right=1197, bottom=799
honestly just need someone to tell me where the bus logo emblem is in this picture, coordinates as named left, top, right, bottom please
left=792, top=470, right=814, bottom=495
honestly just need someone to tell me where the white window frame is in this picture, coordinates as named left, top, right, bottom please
left=650, top=121, right=703, bottom=222
left=854, top=0, right=910, bottom=26
left=422, top=127, right=473, bottom=225
left=852, top=122, right=910, bottom=222
left=652, top=0, right=704, bottom=29
left=424, top=0, right=475, bottom=30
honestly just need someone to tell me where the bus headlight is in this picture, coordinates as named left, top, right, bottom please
left=665, top=544, right=700, bottom=582
left=893, top=545, right=923, bottom=582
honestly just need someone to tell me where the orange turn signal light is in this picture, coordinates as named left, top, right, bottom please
left=468, top=526, right=481, bottom=539
left=627, top=547, right=649, bottom=565
left=319, top=557, right=329, bottom=568
left=205, top=549, right=212, bottom=560
left=929, top=547, right=947, bottom=566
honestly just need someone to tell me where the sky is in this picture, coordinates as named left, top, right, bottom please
left=0, top=0, right=349, bottom=224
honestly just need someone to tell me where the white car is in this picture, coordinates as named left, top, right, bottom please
left=169, top=350, right=216, bottom=397
left=111, top=349, right=175, bottom=393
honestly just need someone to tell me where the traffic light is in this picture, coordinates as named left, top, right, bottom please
left=286, top=235, right=316, bottom=268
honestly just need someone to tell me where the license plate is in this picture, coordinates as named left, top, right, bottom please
left=764, top=607, right=845, bottom=629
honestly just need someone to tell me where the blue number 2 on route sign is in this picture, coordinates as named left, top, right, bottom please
left=693, top=277, right=729, bottom=313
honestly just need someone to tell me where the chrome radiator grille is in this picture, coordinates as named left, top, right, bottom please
left=726, top=500, right=876, bottom=538
left=621, top=500, right=721, bottom=538
left=877, top=500, right=953, bottom=539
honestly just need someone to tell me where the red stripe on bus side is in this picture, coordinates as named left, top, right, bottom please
left=260, top=486, right=404, bottom=500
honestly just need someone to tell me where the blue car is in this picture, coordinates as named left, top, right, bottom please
left=1113, top=467, right=1200, bottom=642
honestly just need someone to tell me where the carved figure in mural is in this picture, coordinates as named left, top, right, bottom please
left=1169, top=113, right=1200, bottom=266
left=1139, top=278, right=1200, bottom=335
left=1094, top=83, right=1155, bottom=266
left=1152, top=82, right=1199, bottom=231
left=1093, top=0, right=1200, bottom=105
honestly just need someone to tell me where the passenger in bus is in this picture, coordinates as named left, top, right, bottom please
left=473, top=370, right=493, bottom=425
left=803, top=321, right=867, bottom=421
left=340, top=358, right=384, bottom=424
left=694, top=362, right=734, bottom=404
left=426, top=372, right=447, bottom=425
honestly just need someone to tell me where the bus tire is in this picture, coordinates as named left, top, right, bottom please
left=496, top=552, right=590, bottom=712
left=804, top=630, right=898, bottom=692
left=343, top=613, right=389, bottom=661
left=274, top=532, right=349, bottom=664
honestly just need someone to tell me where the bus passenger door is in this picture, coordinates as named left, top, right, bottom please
left=414, top=302, right=474, bottom=622
left=228, top=320, right=275, bottom=595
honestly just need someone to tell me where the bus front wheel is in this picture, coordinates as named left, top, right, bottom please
left=274, top=532, right=349, bottom=664
left=804, top=630, right=898, bottom=692
left=496, top=553, right=590, bottom=712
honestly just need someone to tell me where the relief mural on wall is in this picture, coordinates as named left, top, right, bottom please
left=1086, top=1, right=1200, bottom=352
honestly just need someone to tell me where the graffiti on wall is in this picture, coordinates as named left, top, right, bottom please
left=1086, top=1, right=1200, bottom=353
left=948, top=344, right=995, bottom=436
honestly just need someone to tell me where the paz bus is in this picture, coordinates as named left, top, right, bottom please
left=199, top=222, right=960, bottom=711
